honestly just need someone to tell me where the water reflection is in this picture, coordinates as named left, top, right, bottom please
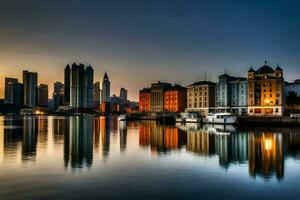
left=1, top=116, right=300, bottom=181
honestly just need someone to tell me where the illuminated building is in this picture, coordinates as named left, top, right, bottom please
left=186, top=81, right=216, bottom=116
left=23, top=70, right=38, bottom=107
left=139, top=88, right=151, bottom=112
left=150, top=82, right=172, bottom=112
left=216, top=74, right=247, bottom=115
left=101, top=72, right=110, bottom=102
left=164, top=85, right=187, bottom=112
left=37, top=84, right=48, bottom=107
left=4, top=77, right=18, bottom=103
left=247, top=61, right=284, bottom=115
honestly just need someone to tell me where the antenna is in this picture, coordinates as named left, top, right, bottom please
left=204, top=72, right=206, bottom=81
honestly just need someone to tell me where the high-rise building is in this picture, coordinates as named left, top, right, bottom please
left=7, top=82, right=23, bottom=106
left=23, top=70, right=38, bottom=107
left=4, top=77, right=18, bottom=103
left=101, top=72, right=110, bottom=102
left=83, top=65, right=94, bottom=108
left=139, top=88, right=151, bottom=112
left=64, top=64, right=71, bottom=105
left=119, top=88, right=128, bottom=101
left=186, top=81, right=216, bottom=116
left=93, top=82, right=101, bottom=108
left=150, top=82, right=172, bottom=112
left=164, top=85, right=187, bottom=112
left=247, top=61, right=284, bottom=116
left=215, top=74, right=247, bottom=115
left=68, top=63, right=94, bottom=109
left=37, top=84, right=48, bottom=107
left=53, top=82, right=64, bottom=110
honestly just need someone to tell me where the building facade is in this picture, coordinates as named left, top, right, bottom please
left=4, top=77, right=18, bottom=103
left=37, top=84, right=48, bottom=107
left=6, top=82, right=23, bottom=106
left=186, top=81, right=216, bottom=116
left=164, top=85, right=187, bottom=112
left=247, top=62, right=284, bottom=116
left=23, top=70, right=38, bottom=107
left=139, top=88, right=151, bottom=112
left=150, top=82, right=172, bottom=112
left=68, top=63, right=94, bottom=109
left=64, top=65, right=71, bottom=105
left=101, top=72, right=110, bottom=102
left=120, top=88, right=128, bottom=101
left=53, top=82, right=64, bottom=110
left=215, top=74, right=247, bottom=115
left=93, top=81, right=101, bottom=109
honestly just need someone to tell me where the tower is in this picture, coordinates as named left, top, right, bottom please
left=101, top=72, right=110, bottom=102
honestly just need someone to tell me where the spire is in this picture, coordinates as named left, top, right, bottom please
left=103, top=71, right=109, bottom=80
left=248, top=64, right=255, bottom=72
left=264, top=60, right=267, bottom=65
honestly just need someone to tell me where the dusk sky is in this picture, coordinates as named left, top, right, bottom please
left=0, top=0, right=299, bottom=101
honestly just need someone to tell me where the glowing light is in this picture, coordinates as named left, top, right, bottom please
left=265, top=99, right=270, bottom=104
left=264, top=139, right=272, bottom=150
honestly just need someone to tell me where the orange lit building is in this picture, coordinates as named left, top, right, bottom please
left=139, top=88, right=151, bottom=112
left=164, top=85, right=187, bottom=112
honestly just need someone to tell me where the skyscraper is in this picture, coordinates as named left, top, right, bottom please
left=7, top=82, right=23, bottom=106
left=93, top=81, right=101, bottom=108
left=4, top=77, right=18, bottom=103
left=83, top=65, right=94, bottom=108
left=119, top=88, right=128, bottom=101
left=23, top=70, right=38, bottom=107
left=53, top=82, right=64, bottom=110
left=64, top=64, right=71, bottom=105
left=101, top=72, right=110, bottom=102
left=68, top=63, right=94, bottom=109
left=37, top=84, right=48, bottom=107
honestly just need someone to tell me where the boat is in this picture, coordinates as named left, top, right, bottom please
left=176, top=112, right=201, bottom=123
left=204, top=124, right=236, bottom=135
left=203, top=112, right=237, bottom=124
left=118, top=114, right=127, bottom=121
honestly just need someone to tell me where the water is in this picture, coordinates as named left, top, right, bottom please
left=0, top=116, right=300, bottom=199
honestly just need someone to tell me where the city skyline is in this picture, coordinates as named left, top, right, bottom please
left=1, top=0, right=300, bottom=101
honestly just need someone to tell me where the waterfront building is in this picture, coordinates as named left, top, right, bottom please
left=215, top=74, right=247, bottom=115
left=64, top=64, right=71, bottom=105
left=284, top=79, right=300, bottom=95
left=150, top=82, right=172, bottom=112
left=7, top=82, right=23, bottom=106
left=163, top=84, right=187, bottom=112
left=4, top=77, right=18, bottom=103
left=82, top=65, right=94, bottom=109
left=93, top=81, right=101, bottom=109
left=53, top=82, right=64, bottom=110
left=68, top=63, right=94, bottom=109
left=101, top=72, right=110, bottom=102
left=119, top=87, right=128, bottom=101
left=23, top=70, right=38, bottom=107
left=247, top=61, right=284, bottom=116
left=37, top=84, right=48, bottom=107
left=186, top=81, right=216, bottom=116
left=139, top=88, right=151, bottom=112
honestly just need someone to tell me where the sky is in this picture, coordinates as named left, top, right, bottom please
left=0, top=0, right=299, bottom=101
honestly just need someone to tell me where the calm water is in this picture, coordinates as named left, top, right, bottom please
left=0, top=116, right=300, bottom=200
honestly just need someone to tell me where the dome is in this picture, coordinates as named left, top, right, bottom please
left=256, top=65, right=274, bottom=74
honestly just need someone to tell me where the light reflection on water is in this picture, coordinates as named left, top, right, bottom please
left=1, top=115, right=300, bottom=199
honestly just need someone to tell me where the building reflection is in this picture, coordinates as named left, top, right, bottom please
left=119, top=121, right=127, bottom=152
left=22, top=116, right=38, bottom=161
left=249, top=132, right=284, bottom=180
left=64, top=116, right=93, bottom=169
left=139, top=121, right=186, bottom=154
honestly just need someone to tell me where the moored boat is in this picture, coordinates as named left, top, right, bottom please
left=203, top=112, right=237, bottom=124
